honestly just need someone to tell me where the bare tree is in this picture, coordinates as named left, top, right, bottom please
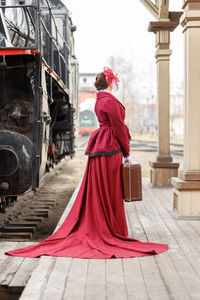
left=107, top=55, right=140, bottom=133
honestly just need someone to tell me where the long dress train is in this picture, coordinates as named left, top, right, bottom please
left=5, top=152, right=168, bottom=259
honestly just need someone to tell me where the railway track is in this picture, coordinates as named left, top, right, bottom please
left=131, top=138, right=183, bottom=156
left=76, top=136, right=183, bottom=156
left=76, top=135, right=184, bottom=156
left=0, top=158, right=80, bottom=241
left=75, top=136, right=90, bottom=150
left=0, top=193, right=55, bottom=240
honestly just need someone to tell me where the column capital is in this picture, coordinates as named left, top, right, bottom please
left=180, top=10, right=200, bottom=31
left=182, top=0, right=200, bottom=10
left=148, top=18, right=181, bottom=48
left=148, top=21, right=180, bottom=33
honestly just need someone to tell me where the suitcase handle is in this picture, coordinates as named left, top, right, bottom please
left=123, top=156, right=138, bottom=164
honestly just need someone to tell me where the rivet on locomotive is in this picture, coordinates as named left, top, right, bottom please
left=0, top=0, right=79, bottom=213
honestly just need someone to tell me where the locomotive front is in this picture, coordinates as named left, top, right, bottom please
left=0, top=0, right=78, bottom=212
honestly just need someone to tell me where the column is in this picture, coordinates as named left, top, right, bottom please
left=171, top=1, right=200, bottom=217
left=148, top=21, right=179, bottom=186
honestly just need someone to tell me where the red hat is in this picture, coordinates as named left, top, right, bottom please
left=103, top=67, right=120, bottom=90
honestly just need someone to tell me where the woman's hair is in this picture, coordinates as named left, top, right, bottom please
left=94, top=73, right=109, bottom=90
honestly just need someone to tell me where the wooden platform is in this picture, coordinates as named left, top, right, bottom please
left=1, top=178, right=200, bottom=299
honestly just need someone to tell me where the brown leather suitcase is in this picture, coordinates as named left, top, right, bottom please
left=121, top=160, right=142, bottom=202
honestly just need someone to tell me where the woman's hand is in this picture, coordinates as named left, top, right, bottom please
left=123, top=153, right=129, bottom=158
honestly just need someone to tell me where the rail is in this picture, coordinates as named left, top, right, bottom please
left=132, top=137, right=183, bottom=147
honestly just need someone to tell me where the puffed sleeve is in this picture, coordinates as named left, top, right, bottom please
left=103, top=99, right=130, bottom=155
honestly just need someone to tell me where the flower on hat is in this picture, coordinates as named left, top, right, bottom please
left=103, top=67, right=120, bottom=90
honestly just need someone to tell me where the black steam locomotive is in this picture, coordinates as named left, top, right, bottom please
left=0, top=0, right=79, bottom=212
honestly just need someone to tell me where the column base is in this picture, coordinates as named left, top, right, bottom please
left=149, top=161, right=179, bottom=186
left=171, top=177, right=200, bottom=217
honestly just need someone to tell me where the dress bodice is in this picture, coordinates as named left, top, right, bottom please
left=85, top=92, right=130, bottom=157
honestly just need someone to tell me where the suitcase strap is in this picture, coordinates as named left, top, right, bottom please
left=127, top=163, right=142, bottom=201
left=129, top=165, right=131, bottom=200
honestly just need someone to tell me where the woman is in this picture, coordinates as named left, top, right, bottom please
left=5, top=67, right=168, bottom=258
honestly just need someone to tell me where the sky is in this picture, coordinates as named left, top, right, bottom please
left=62, top=0, right=184, bottom=101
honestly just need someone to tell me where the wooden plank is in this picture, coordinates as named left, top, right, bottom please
left=63, top=258, right=88, bottom=300
left=186, top=221, right=200, bottom=261
left=0, top=242, right=18, bottom=262
left=125, top=181, right=189, bottom=299
left=144, top=182, right=185, bottom=237
left=142, top=185, right=173, bottom=238
left=137, top=191, right=190, bottom=299
left=161, top=235, right=200, bottom=299
left=146, top=234, right=191, bottom=300
left=153, top=184, right=200, bottom=262
left=142, top=180, right=200, bottom=298
left=135, top=183, right=191, bottom=299
left=20, top=256, right=55, bottom=300
left=134, top=200, right=159, bottom=239
left=189, top=220, right=200, bottom=235
left=126, top=227, right=169, bottom=300
left=106, top=259, right=127, bottom=300
left=154, top=186, right=200, bottom=241
left=0, top=242, right=31, bottom=286
left=41, top=257, right=72, bottom=300
left=155, top=251, right=191, bottom=300
left=124, top=202, right=147, bottom=239
left=9, top=256, right=39, bottom=288
left=0, top=242, right=39, bottom=289
left=85, top=259, right=106, bottom=300
left=123, top=258, right=149, bottom=300
left=139, top=256, right=169, bottom=300
left=146, top=182, right=200, bottom=257
left=0, top=256, right=24, bottom=286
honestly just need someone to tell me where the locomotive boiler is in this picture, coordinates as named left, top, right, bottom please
left=0, top=0, right=79, bottom=212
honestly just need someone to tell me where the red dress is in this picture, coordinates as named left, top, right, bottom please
left=5, top=92, right=168, bottom=258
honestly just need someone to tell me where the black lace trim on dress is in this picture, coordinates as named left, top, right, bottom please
left=85, top=149, right=122, bottom=157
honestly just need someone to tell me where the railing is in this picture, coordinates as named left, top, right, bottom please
left=0, top=0, right=71, bottom=87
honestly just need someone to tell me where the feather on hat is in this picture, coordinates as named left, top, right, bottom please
left=103, top=67, right=120, bottom=90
